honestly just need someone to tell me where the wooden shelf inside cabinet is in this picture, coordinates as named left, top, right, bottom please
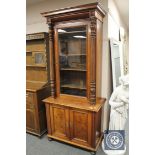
left=61, top=84, right=86, bottom=90
left=60, top=68, right=86, bottom=72
left=26, top=65, right=46, bottom=68
left=60, top=54, right=86, bottom=56
left=26, top=50, right=45, bottom=53
left=58, top=30, right=86, bottom=34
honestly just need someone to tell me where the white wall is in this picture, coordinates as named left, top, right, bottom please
left=102, top=0, right=129, bottom=131
left=108, top=0, right=129, bottom=74
left=26, top=0, right=129, bottom=132
left=26, top=0, right=107, bottom=34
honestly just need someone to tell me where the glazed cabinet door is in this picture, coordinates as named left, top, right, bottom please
left=70, top=109, right=92, bottom=146
left=50, top=106, right=70, bottom=140
left=55, top=23, right=89, bottom=98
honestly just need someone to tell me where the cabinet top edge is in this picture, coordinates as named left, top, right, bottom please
left=41, top=2, right=106, bottom=18
left=43, top=96, right=106, bottom=112
left=26, top=81, right=49, bottom=92
left=26, top=32, right=48, bottom=41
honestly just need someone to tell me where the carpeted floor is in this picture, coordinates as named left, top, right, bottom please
left=26, top=133, right=106, bottom=155
left=27, top=115, right=129, bottom=155
left=27, top=128, right=129, bottom=155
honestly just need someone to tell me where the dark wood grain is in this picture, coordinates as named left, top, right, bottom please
left=41, top=2, right=106, bottom=18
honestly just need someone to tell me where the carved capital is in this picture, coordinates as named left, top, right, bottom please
left=90, top=11, right=97, bottom=37
left=48, top=24, right=54, bottom=41
left=46, top=18, right=51, bottom=25
left=90, top=81, right=96, bottom=104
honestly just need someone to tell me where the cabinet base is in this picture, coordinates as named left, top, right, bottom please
left=47, top=133, right=103, bottom=152
left=26, top=129, right=47, bottom=138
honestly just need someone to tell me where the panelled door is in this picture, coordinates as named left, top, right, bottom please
left=26, top=92, right=37, bottom=132
left=26, top=107, right=36, bottom=131
left=50, top=106, right=70, bottom=140
left=69, top=109, right=92, bottom=146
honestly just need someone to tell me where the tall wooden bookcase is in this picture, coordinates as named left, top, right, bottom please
left=41, top=3, right=106, bottom=153
left=26, top=32, right=50, bottom=137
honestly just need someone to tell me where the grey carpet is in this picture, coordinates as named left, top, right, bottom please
left=26, top=133, right=105, bottom=155
left=27, top=130, right=128, bottom=155
left=27, top=116, right=129, bottom=155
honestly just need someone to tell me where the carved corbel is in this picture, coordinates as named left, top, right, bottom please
left=90, top=11, right=97, bottom=37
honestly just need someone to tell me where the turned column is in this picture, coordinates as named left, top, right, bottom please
left=47, top=19, right=55, bottom=98
left=89, top=11, right=97, bottom=104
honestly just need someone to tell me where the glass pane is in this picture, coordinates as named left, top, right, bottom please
left=34, top=53, right=45, bottom=64
left=58, top=27, right=87, bottom=97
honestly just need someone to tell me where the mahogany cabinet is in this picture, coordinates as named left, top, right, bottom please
left=41, top=2, right=106, bottom=152
left=26, top=33, right=50, bottom=137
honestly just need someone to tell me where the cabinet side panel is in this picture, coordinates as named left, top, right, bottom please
left=45, top=103, right=52, bottom=135
left=37, top=87, right=50, bottom=133
left=95, top=108, right=102, bottom=144
left=39, top=109, right=47, bottom=132
left=96, top=19, right=103, bottom=97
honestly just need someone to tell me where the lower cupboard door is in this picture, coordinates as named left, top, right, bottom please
left=50, top=106, right=70, bottom=140
left=70, top=109, right=92, bottom=146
